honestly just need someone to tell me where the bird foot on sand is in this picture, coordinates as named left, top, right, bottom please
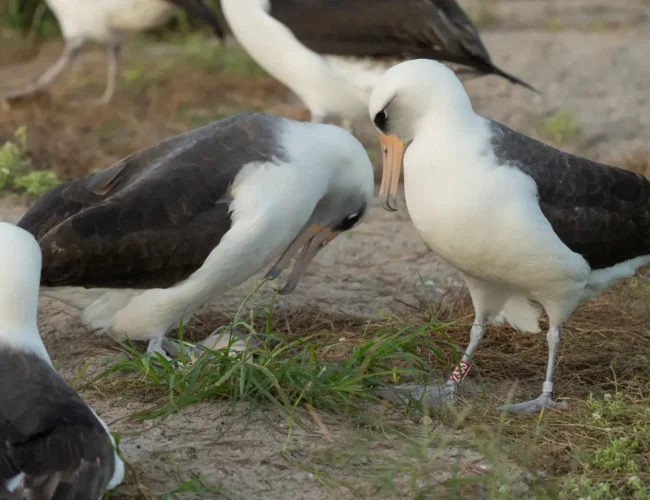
left=161, top=329, right=261, bottom=362
left=497, top=393, right=568, bottom=414
left=375, top=381, right=458, bottom=407
left=146, top=337, right=173, bottom=361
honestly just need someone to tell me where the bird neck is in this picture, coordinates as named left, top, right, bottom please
left=0, top=287, right=50, bottom=363
left=410, top=113, right=488, bottom=167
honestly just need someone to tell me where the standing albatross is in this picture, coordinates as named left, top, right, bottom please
left=0, top=0, right=224, bottom=105
left=18, top=113, right=373, bottom=359
left=369, top=60, right=650, bottom=413
left=221, top=0, right=535, bottom=131
left=0, top=222, right=124, bottom=499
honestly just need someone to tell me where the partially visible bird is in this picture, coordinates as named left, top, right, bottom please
left=0, top=0, right=224, bottom=105
left=18, top=113, right=374, bottom=359
left=0, top=222, right=124, bottom=499
left=369, top=59, right=650, bottom=413
left=221, top=0, right=535, bottom=131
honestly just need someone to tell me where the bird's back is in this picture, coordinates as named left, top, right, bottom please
left=0, top=350, right=116, bottom=500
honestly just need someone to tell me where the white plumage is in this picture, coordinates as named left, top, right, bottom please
left=19, top=115, right=374, bottom=359
left=221, top=0, right=533, bottom=131
left=369, top=60, right=650, bottom=413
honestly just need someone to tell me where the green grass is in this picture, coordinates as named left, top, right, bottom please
left=539, top=110, right=583, bottom=146
left=557, top=393, right=650, bottom=498
left=92, top=313, right=451, bottom=422
left=0, top=126, right=60, bottom=196
left=467, top=1, right=501, bottom=30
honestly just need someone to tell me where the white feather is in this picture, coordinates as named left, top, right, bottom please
left=43, top=120, right=374, bottom=343
left=370, top=60, right=649, bottom=331
left=46, top=0, right=175, bottom=42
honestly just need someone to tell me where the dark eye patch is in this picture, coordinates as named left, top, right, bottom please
left=336, top=212, right=361, bottom=231
left=373, top=110, right=388, bottom=131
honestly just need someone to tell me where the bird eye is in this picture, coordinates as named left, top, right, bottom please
left=337, top=213, right=361, bottom=231
left=373, top=110, right=388, bottom=131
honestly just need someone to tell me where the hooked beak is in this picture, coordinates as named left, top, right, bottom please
left=265, top=223, right=338, bottom=295
left=378, top=132, right=405, bottom=212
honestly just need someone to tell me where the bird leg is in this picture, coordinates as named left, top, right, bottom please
left=0, top=38, right=84, bottom=100
left=310, top=113, right=326, bottom=124
left=95, top=41, right=122, bottom=106
left=146, top=336, right=172, bottom=361
left=375, top=319, right=486, bottom=407
left=341, top=119, right=355, bottom=134
left=161, top=328, right=260, bottom=361
left=497, top=325, right=569, bottom=413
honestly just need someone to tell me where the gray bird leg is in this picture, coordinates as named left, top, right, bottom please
left=146, top=336, right=172, bottom=361
left=497, top=325, right=569, bottom=413
left=310, top=113, right=326, bottom=124
left=341, top=119, right=355, bottom=134
left=375, top=318, right=486, bottom=407
left=162, top=328, right=261, bottom=360
left=0, top=38, right=84, bottom=100
left=95, top=41, right=122, bottom=105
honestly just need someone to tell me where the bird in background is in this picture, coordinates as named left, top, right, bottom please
left=0, top=0, right=224, bottom=105
left=221, top=0, right=536, bottom=132
left=0, top=222, right=124, bottom=499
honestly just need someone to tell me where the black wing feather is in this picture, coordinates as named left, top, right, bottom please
left=18, top=114, right=284, bottom=289
left=268, top=0, right=534, bottom=89
left=0, top=352, right=115, bottom=500
left=490, top=120, right=650, bottom=270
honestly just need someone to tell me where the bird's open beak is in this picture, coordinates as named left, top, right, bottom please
left=378, top=132, right=405, bottom=212
left=265, top=223, right=338, bottom=295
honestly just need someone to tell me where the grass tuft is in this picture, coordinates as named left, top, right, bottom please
left=91, top=292, right=455, bottom=422
left=539, top=110, right=583, bottom=146
left=0, top=126, right=60, bottom=196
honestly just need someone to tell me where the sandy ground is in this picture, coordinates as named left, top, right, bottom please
left=0, top=0, right=649, bottom=498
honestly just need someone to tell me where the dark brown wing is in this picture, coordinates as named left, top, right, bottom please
left=267, top=0, right=534, bottom=89
left=166, top=0, right=224, bottom=38
left=18, top=114, right=285, bottom=289
left=0, top=352, right=115, bottom=500
left=489, top=120, right=650, bottom=269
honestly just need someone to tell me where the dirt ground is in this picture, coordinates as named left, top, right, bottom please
left=1, top=0, right=649, bottom=498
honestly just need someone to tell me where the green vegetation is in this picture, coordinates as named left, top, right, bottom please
left=539, top=110, right=583, bottom=146
left=467, top=1, right=500, bottom=30
left=557, top=393, right=650, bottom=499
left=92, top=298, right=450, bottom=421
left=0, top=127, right=59, bottom=196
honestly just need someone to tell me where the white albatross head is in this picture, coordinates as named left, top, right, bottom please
left=0, top=222, right=50, bottom=358
left=368, top=59, right=476, bottom=211
left=265, top=123, right=375, bottom=294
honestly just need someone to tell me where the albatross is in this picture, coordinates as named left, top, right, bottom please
left=369, top=59, right=650, bottom=413
left=18, top=113, right=373, bottom=359
left=0, top=0, right=224, bottom=105
left=0, top=222, right=124, bottom=499
left=221, top=0, right=535, bottom=131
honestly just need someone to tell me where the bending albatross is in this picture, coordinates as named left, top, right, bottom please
left=0, top=0, right=224, bottom=105
left=0, top=222, right=124, bottom=499
left=369, top=59, right=650, bottom=413
left=221, top=0, right=535, bottom=131
left=18, top=113, right=373, bottom=359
